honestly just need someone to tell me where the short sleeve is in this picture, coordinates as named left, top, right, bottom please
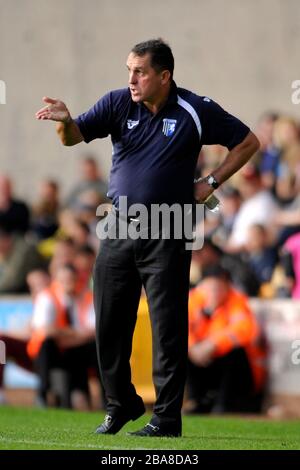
left=201, top=99, right=250, bottom=150
left=74, top=92, right=113, bottom=143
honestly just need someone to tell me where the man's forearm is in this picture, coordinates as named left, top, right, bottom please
left=56, top=119, right=84, bottom=146
left=212, top=131, right=260, bottom=185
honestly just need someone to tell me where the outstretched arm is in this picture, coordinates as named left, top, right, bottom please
left=35, top=96, right=84, bottom=146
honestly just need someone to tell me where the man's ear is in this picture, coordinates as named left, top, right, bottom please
left=161, top=70, right=171, bottom=85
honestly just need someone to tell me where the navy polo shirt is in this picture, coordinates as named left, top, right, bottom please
left=75, top=81, right=249, bottom=208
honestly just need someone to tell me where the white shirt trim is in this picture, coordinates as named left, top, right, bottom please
left=177, top=95, right=202, bottom=140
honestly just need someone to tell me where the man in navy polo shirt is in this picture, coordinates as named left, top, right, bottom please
left=36, top=39, right=259, bottom=437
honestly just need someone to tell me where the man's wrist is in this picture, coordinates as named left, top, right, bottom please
left=63, top=114, right=73, bottom=125
left=204, top=174, right=220, bottom=189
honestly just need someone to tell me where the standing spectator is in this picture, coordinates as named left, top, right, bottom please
left=0, top=174, right=30, bottom=234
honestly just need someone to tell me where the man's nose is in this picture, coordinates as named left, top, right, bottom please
left=129, top=72, right=137, bottom=85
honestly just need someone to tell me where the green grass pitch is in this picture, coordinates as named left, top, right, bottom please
left=0, top=407, right=299, bottom=450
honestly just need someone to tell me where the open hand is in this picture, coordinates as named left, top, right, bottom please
left=189, top=339, right=216, bottom=367
left=35, top=97, right=71, bottom=123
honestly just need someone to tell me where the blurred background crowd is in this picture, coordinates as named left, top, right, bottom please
left=1, top=113, right=300, bottom=300
left=0, top=110, right=300, bottom=415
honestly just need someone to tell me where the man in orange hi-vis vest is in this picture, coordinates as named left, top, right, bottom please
left=28, top=263, right=97, bottom=408
left=0, top=264, right=97, bottom=408
left=186, top=265, right=266, bottom=414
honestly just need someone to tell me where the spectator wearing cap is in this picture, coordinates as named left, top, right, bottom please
left=186, top=265, right=266, bottom=414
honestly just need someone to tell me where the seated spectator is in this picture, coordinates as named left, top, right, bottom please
left=0, top=269, right=50, bottom=404
left=31, top=179, right=60, bottom=240
left=186, top=265, right=266, bottom=414
left=26, top=269, right=51, bottom=300
left=0, top=174, right=30, bottom=234
left=255, top=111, right=280, bottom=190
left=226, top=163, right=278, bottom=252
left=65, top=219, right=91, bottom=249
left=190, top=238, right=260, bottom=296
left=73, top=245, right=96, bottom=291
left=273, top=171, right=300, bottom=246
left=0, top=223, right=45, bottom=294
left=244, top=224, right=278, bottom=288
left=38, top=208, right=98, bottom=259
left=48, top=238, right=76, bottom=277
left=28, top=264, right=98, bottom=409
left=206, top=186, right=241, bottom=244
left=65, top=156, right=108, bottom=209
left=0, top=264, right=98, bottom=409
left=37, top=209, right=78, bottom=259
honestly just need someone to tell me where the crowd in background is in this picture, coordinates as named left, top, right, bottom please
left=1, top=113, right=300, bottom=299
left=0, top=111, right=300, bottom=413
left=192, top=112, right=300, bottom=300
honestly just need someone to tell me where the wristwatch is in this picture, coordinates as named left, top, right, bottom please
left=205, top=174, right=219, bottom=189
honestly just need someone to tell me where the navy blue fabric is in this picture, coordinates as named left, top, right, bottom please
left=75, top=82, right=250, bottom=207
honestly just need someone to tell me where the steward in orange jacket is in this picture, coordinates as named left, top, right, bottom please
left=27, top=279, right=93, bottom=360
left=186, top=265, right=266, bottom=414
left=28, top=264, right=97, bottom=407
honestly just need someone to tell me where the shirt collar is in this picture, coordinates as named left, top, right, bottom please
left=136, top=80, right=178, bottom=112
left=167, top=80, right=178, bottom=105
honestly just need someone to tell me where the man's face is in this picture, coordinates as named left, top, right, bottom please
left=201, top=277, right=229, bottom=311
left=126, top=52, right=164, bottom=103
left=56, top=268, right=77, bottom=296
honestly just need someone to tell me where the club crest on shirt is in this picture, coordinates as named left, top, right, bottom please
left=127, top=119, right=139, bottom=129
left=162, top=118, right=177, bottom=137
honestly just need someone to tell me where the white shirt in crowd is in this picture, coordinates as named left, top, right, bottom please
left=31, top=290, right=95, bottom=331
left=228, top=190, right=278, bottom=248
